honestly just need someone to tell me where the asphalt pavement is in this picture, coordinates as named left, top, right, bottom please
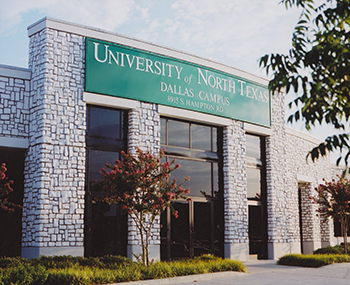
left=113, top=260, right=350, bottom=285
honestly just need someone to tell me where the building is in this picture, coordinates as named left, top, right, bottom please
left=0, top=17, right=343, bottom=261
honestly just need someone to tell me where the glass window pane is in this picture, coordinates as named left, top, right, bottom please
left=247, top=167, right=261, bottom=200
left=170, top=158, right=211, bottom=197
left=213, top=162, right=219, bottom=197
left=89, top=107, right=121, bottom=140
left=191, top=124, right=211, bottom=151
left=160, top=118, right=166, bottom=145
left=246, top=135, right=260, bottom=159
left=212, top=128, right=217, bottom=152
left=89, top=150, right=120, bottom=182
left=168, top=120, right=189, bottom=148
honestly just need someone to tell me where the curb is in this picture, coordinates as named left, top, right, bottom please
left=108, top=271, right=245, bottom=285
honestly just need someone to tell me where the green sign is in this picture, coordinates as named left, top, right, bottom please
left=85, top=38, right=271, bottom=127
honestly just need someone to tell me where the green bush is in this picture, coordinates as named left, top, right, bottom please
left=30, top=255, right=133, bottom=269
left=278, top=254, right=350, bottom=267
left=0, top=254, right=245, bottom=285
left=0, top=263, right=49, bottom=285
left=313, top=244, right=350, bottom=255
left=0, top=257, right=29, bottom=269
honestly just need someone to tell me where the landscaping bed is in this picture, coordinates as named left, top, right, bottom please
left=0, top=255, right=246, bottom=285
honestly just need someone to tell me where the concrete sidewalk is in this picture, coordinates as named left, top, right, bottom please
left=112, top=260, right=350, bottom=285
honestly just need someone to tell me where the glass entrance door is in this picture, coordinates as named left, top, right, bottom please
left=161, top=199, right=221, bottom=260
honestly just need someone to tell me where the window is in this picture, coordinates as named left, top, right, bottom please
left=160, top=117, right=224, bottom=260
left=160, top=118, right=219, bottom=198
left=246, top=134, right=263, bottom=201
left=246, top=133, right=267, bottom=259
left=85, top=105, right=127, bottom=257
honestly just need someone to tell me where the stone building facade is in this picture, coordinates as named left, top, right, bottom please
left=0, top=17, right=340, bottom=260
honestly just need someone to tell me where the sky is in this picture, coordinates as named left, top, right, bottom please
left=0, top=0, right=303, bottom=75
left=0, top=0, right=342, bottom=162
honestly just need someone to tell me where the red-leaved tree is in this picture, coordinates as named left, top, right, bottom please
left=312, top=176, right=350, bottom=254
left=0, top=163, right=22, bottom=213
left=98, top=148, right=190, bottom=266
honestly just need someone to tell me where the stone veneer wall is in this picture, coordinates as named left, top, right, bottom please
left=0, top=68, right=30, bottom=139
left=22, top=27, right=86, bottom=258
left=223, top=120, right=249, bottom=260
left=127, top=102, right=161, bottom=260
left=265, top=92, right=289, bottom=259
left=266, top=91, right=333, bottom=258
left=284, top=130, right=333, bottom=253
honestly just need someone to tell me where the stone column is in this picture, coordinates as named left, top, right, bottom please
left=223, top=120, right=249, bottom=261
left=127, top=102, right=161, bottom=261
left=299, top=183, right=322, bottom=254
left=21, top=28, right=86, bottom=258
left=266, top=92, right=290, bottom=259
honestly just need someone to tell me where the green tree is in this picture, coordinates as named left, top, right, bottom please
left=97, top=148, right=190, bottom=266
left=0, top=163, right=22, bottom=213
left=312, top=177, right=350, bottom=253
left=259, top=0, right=350, bottom=164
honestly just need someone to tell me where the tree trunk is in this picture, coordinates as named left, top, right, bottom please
left=343, top=217, right=348, bottom=254
left=139, top=218, right=147, bottom=266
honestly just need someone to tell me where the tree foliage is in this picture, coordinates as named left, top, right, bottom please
left=259, top=0, right=350, bottom=164
left=311, top=176, right=350, bottom=253
left=0, top=163, right=22, bottom=213
left=97, top=148, right=190, bottom=266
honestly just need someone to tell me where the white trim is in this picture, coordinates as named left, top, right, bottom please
left=286, top=127, right=322, bottom=145
left=22, top=246, right=83, bottom=259
left=0, top=136, right=29, bottom=149
left=0, top=64, right=31, bottom=80
left=84, top=92, right=232, bottom=125
left=244, top=122, right=272, bottom=136
left=297, top=174, right=314, bottom=183
left=83, top=92, right=140, bottom=109
left=28, top=17, right=268, bottom=86
left=158, top=105, right=231, bottom=126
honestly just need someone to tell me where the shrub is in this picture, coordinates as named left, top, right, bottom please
left=30, top=255, right=133, bottom=269
left=278, top=254, right=350, bottom=267
left=0, top=255, right=246, bottom=285
left=0, top=257, right=29, bottom=269
left=46, top=267, right=142, bottom=285
left=98, top=255, right=133, bottom=268
left=0, top=263, right=49, bottom=285
left=313, top=244, right=350, bottom=255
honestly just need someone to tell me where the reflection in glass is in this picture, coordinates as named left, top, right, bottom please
left=212, top=163, right=219, bottom=196
left=192, top=124, right=211, bottom=151
left=212, top=128, right=217, bottom=152
left=247, top=167, right=261, bottom=200
left=168, top=120, right=189, bottom=148
left=246, top=135, right=260, bottom=159
left=89, top=107, right=122, bottom=140
left=170, top=159, right=211, bottom=197
left=160, top=118, right=166, bottom=145
left=194, top=202, right=212, bottom=256
left=249, top=205, right=263, bottom=255
left=171, top=202, right=190, bottom=258
left=89, top=150, right=120, bottom=182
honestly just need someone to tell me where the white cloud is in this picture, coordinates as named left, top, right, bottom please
left=132, top=0, right=303, bottom=75
left=0, top=0, right=305, bottom=75
left=0, top=0, right=136, bottom=34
